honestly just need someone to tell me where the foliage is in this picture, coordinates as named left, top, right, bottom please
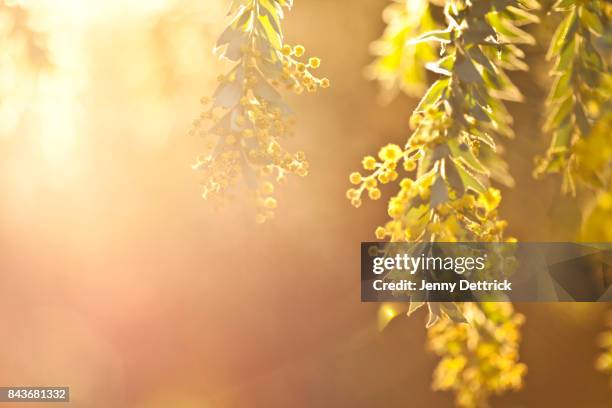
left=531, top=2, right=611, bottom=386
left=534, top=0, right=611, bottom=195
left=348, top=0, right=539, bottom=245
left=365, top=0, right=440, bottom=100
left=429, top=303, right=526, bottom=408
left=355, top=1, right=538, bottom=405
left=191, top=0, right=328, bottom=223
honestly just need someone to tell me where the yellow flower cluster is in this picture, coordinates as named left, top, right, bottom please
left=355, top=0, right=538, bottom=406
left=347, top=141, right=509, bottom=242
left=428, top=303, right=527, bottom=408
left=193, top=93, right=309, bottom=222
left=280, top=44, right=330, bottom=94
left=193, top=1, right=327, bottom=222
left=346, top=143, right=413, bottom=208
left=596, top=312, right=612, bottom=386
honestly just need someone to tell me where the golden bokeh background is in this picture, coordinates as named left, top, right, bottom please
left=0, top=1, right=610, bottom=407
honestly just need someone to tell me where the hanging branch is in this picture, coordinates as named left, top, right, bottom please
left=534, top=0, right=611, bottom=195
left=191, top=0, right=328, bottom=223
left=348, top=0, right=539, bottom=246
left=351, top=0, right=537, bottom=321
left=351, top=1, right=539, bottom=406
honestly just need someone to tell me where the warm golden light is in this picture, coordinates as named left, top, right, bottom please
left=0, top=1, right=609, bottom=407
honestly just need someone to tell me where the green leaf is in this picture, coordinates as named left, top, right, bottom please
left=462, top=19, right=496, bottom=44
left=275, top=0, right=293, bottom=9
left=472, top=130, right=496, bottom=151
left=426, top=55, right=455, bottom=76
left=456, top=54, right=484, bottom=84
left=408, top=29, right=452, bottom=45
left=506, top=5, right=540, bottom=25
left=551, top=124, right=572, bottom=149
left=213, top=80, right=242, bottom=108
left=574, top=103, right=590, bottom=135
left=579, top=6, right=603, bottom=35
left=553, top=37, right=576, bottom=73
left=407, top=301, right=425, bottom=316
left=486, top=12, right=535, bottom=45
left=252, top=70, right=281, bottom=102
left=448, top=138, right=490, bottom=175
left=553, top=0, right=575, bottom=11
left=548, top=71, right=571, bottom=102
left=414, top=78, right=450, bottom=113
left=451, top=158, right=486, bottom=194
left=582, top=41, right=604, bottom=72
left=482, top=68, right=522, bottom=102
left=544, top=95, right=574, bottom=131
left=466, top=46, right=496, bottom=74
left=547, top=9, right=577, bottom=61
left=480, top=147, right=515, bottom=187
left=257, top=14, right=282, bottom=49
left=444, top=157, right=464, bottom=193
left=580, top=65, right=600, bottom=87
left=430, top=176, right=449, bottom=207
left=216, top=26, right=239, bottom=49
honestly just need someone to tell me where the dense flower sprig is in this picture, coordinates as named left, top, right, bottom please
left=191, top=0, right=328, bottom=222
left=349, top=0, right=539, bottom=245
left=534, top=0, right=611, bottom=195
left=429, top=302, right=526, bottom=408
left=354, top=1, right=537, bottom=405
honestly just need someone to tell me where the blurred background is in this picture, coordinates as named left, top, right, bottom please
left=0, top=0, right=610, bottom=407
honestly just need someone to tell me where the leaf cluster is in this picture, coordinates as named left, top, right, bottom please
left=534, top=0, right=611, bottom=195
left=192, top=0, right=328, bottom=222
left=348, top=0, right=539, bottom=244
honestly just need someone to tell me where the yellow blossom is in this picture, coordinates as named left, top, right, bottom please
left=378, top=144, right=403, bottom=162
left=294, top=45, right=305, bottom=57
left=369, top=188, right=382, bottom=200
left=479, top=188, right=502, bottom=212
left=349, top=172, right=362, bottom=185
left=308, top=57, right=321, bottom=68
left=362, top=155, right=377, bottom=170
